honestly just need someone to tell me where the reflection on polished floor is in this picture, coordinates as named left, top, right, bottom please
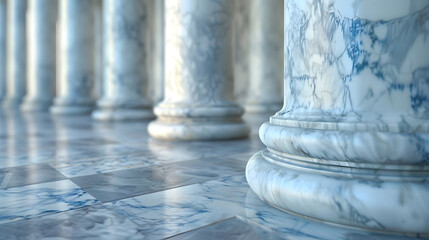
left=0, top=112, right=425, bottom=240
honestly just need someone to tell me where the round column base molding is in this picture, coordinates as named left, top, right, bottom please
left=21, top=100, right=52, bottom=112
left=92, top=108, right=154, bottom=121
left=50, top=105, right=93, bottom=115
left=246, top=151, right=429, bottom=234
left=148, top=119, right=249, bottom=141
left=2, top=98, right=23, bottom=109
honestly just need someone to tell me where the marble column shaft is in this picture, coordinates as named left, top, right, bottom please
left=21, top=0, right=57, bottom=112
left=148, top=0, right=249, bottom=140
left=233, top=0, right=250, bottom=105
left=0, top=0, right=5, bottom=102
left=246, top=0, right=429, bottom=234
left=50, top=0, right=95, bottom=115
left=3, top=0, right=26, bottom=109
left=245, top=0, right=283, bottom=114
left=92, top=0, right=154, bottom=121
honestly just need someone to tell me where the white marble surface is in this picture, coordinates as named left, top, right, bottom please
left=0, top=0, right=5, bottom=102
left=2, top=0, right=26, bottom=109
left=148, top=0, right=249, bottom=140
left=50, top=0, right=95, bottom=115
left=247, top=0, right=429, bottom=234
left=92, top=0, right=154, bottom=121
left=21, top=0, right=57, bottom=112
left=245, top=0, right=283, bottom=114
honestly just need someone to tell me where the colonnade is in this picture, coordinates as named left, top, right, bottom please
left=0, top=0, right=428, bottom=234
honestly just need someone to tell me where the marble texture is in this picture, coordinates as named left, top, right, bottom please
left=0, top=0, right=5, bottom=102
left=50, top=0, right=95, bottom=115
left=0, top=164, right=66, bottom=189
left=2, top=0, right=26, bottom=109
left=0, top=205, right=143, bottom=240
left=0, top=179, right=98, bottom=224
left=21, top=0, right=57, bottom=112
left=71, top=157, right=246, bottom=202
left=246, top=0, right=429, bottom=234
left=169, top=217, right=284, bottom=240
left=92, top=0, right=154, bottom=121
left=148, top=0, right=249, bottom=140
left=0, top=112, right=427, bottom=239
left=245, top=0, right=283, bottom=114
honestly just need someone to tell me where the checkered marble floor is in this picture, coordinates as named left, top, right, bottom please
left=0, top=111, right=424, bottom=239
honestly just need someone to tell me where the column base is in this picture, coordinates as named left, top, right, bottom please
left=20, top=100, right=52, bottom=112
left=148, top=119, right=249, bottom=141
left=50, top=105, right=93, bottom=115
left=2, top=98, right=23, bottom=109
left=246, top=150, right=429, bottom=234
left=92, top=108, right=154, bottom=121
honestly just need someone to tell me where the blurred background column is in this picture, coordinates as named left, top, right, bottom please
left=0, top=0, right=5, bottom=103
left=50, top=0, right=95, bottom=115
left=146, top=0, right=164, bottom=105
left=92, top=0, right=154, bottom=121
left=233, top=0, right=249, bottom=107
left=245, top=0, right=283, bottom=114
left=21, top=0, right=57, bottom=112
left=148, top=0, right=249, bottom=140
left=246, top=0, right=429, bottom=234
left=2, top=0, right=26, bottom=109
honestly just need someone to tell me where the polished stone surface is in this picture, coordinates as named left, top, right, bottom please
left=148, top=0, right=249, bottom=140
left=247, top=0, right=429, bottom=234
left=245, top=0, right=283, bottom=114
left=0, top=112, right=427, bottom=239
left=50, top=0, right=95, bottom=115
left=92, top=0, right=154, bottom=121
left=2, top=0, right=26, bottom=109
left=21, top=0, right=56, bottom=112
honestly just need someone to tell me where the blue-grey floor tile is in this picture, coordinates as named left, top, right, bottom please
left=70, top=157, right=246, bottom=202
left=0, top=205, right=143, bottom=240
left=167, top=217, right=285, bottom=240
left=0, top=179, right=98, bottom=224
left=0, top=164, right=66, bottom=189
left=106, top=175, right=423, bottom=240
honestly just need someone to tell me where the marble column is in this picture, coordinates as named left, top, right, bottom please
left=2, top=0, right=26, bottom=109
left=148, top=0, right=249, bottom=141
left=232, top=0, right=249, bottom=105
left=21, top=0, right=57, bottom=112
left=246, top=0, right=429, bottom=234
left=92, top=0, right=153, bottom=121
left=245, top=0, right=283, bottom=114
left=146, top=0, right=164, bottom=105
left=0, top=0, right=5, bottom=102
left=50, top=0, right=95, bottom=115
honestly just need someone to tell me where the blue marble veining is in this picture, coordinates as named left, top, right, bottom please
left=0, top=205, right=143, bottom=240
left=0, top=164, right=66, bottom=189
left=247, top=0, right=429, bottom=235
left=0, top=179, right=98, bottom=224
left=70, top=157, right=246, bottom=202
left=148, top=0, right=249, bottom=140
left=169, top=217, right=285, bottom=240
left=0, top=112, right=427, bottom=239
